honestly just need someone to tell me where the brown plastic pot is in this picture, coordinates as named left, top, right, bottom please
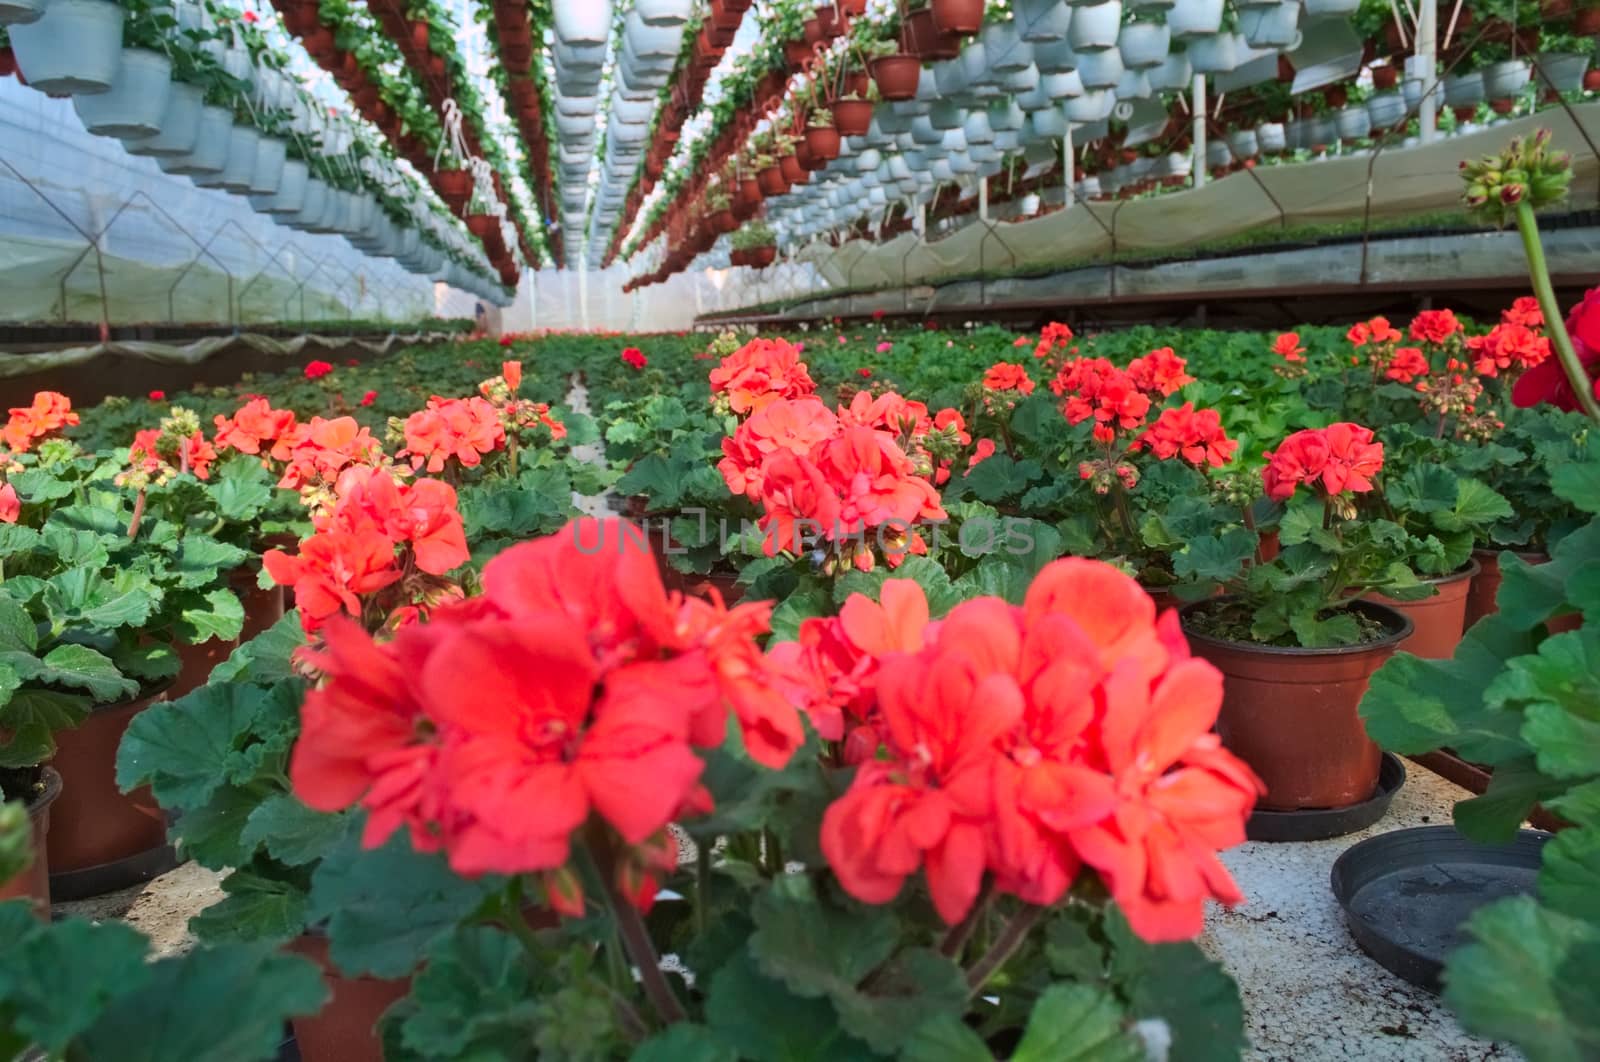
left=0, top=767, right=62, bottom=917
left=287, top=933, right=412, bottom=1062
left=1465, top=547, right=1545, bottom=631
left=1366, top=559, right=1479, bottom=660
left=47, top=686, right=170, bottom=878
left=232, top=564, right=287, bottom=643
left=804, top=124, right=841, bottom=160
left=931, top=0, right=985, bottom=34
left=757, top=165, right=791, bottom=197
left=1182, top=599, right=1412, bottom=812
left=834, top=98, right=873, bottom=136
left=171, top=636, right=241, bottom=699
left=871, top=54, right=923, bottom=101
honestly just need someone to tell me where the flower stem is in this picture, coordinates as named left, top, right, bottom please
left=964, top=904, right=1044, bottom=997
left=1515, top=200, right=1600, bottom=424
left=939, top=882, right=992, bottom=960
left=127, top=489, right=146, bottom=539
left=592, top=840, right=687, bottom=1026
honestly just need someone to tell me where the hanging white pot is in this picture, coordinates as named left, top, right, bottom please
left=957, top=40, right=990, bottom=85
left=1127, top=0, right=1174, bottom=9
left=623, top=15, right=680, bottom=60
left=1161, top=151, right=1192, bottom=176
left=1077, top=175, right=1102, bottom=198
left=1402, top=76, right=1423, bottom=110
left=1303, top=0, right=1359, bottom=13
left=1366, top=90, right=1406, bottom=130
left=1000, top=64, right=1042, bottom=94
left=1206, top=139, right=1231, bottom=169
left=218, top=124, right=261, bottom=191
left=159, top=104, right=232, bottom=175
left=1116, top=68, right=1152, bottom=98
left=929, top=98, right=965, bottom=130
left=1067, top=1, right=1121, bottom=52
left=1015, top=0, right=1072, bottom=43
left=1539, top=52, right=1590, bottom=94
left=8, top=0, right=124, bottom=96
left=1148, top=51, right=1192, bottom=90
left=248, top=136, right=287, bottom=196
left=911, top=115, right=946, bottom=144
left=1016, top=79, right=1055, bottom=110
left=1028, top=107, right=1068, bottom=139
left=1118, top=22, right=1170, bottom=69
left=0, top=0, right=47, bottom=27
left=1166, top=0, right=1224, bottom=40
left=634, top=0, right=691, bottom=26
left=1481, top=59, right=1530, bottom=100
left=1186, top=32, right=1238, bottom=74
left=963, top=109, right=996, bottom=144
left=1063, top=89, right=1113, bottom=121
left=72, top=48, right=172, bottom=138
left=124, top=81, right=203, bottom=157
left=877, top=107, right=913, bottom=134
left=1042, top=70, right=1085, bottom=98
left=1256, top=120, right=1286, bottom=153
left=1335, top=105, right=1371, bottom=140
left=982, top=22, right=1036, bottom=73
left=1226, top=128, right=1259, bottom=158
left=554, top=0, right=611, bottom=44
left=1239, top=2, right=1299, bottom=49
left=1032, top=38, right=1078, bottom=74
left=1309, top=115, right=1338, bottom=147
left=1076, top=46, right=1123, bottom=87
left=257, top=158, right=309, bottom=215
left=1443, top=71, right=1485, bottom=107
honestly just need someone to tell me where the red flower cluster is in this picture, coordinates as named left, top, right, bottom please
left=304, top=360, right=335, bottom=380
left=0, top=483, right=17, bottom=524
left=276, top=416, right=385, bottom=495
left=1384, top=347, right=1430, bottom=384
left=1465, top=322, right=1550, bottom=378
left=148, top=390, right=166, bottom=401
left=1272, top=333, right=1306, bottom=363
left=289, top=518, right=801, bottom=913
left=1346, top=316, right=1401, bottom=348
left=1033, top=321, right=1074, bottom=361
left=1054, top=358, right=1153, bottom=443
left=718, top=397, right=839, bottom=500
left=264, top=465, right=468, bottom=634
left=360, top=391, right=378, bottom=407
left=708, top=337, right=816, bottom=416
left=214, top=398, right=299, bottom=458
left=816, top=561, right=1261, bottom=940
left=1261, top=423, right=1384, bottom=501
left=402, top=397, right=506, bottom=474
left=3, top=391, right=78, bottom=453
left=621, top=346, right=648, bottom=370
left=982, top=362, right=1035, bottom=396
left=1137, top=404, right=1237, bottom=468
left=1126, top=347, right=1194, bottom=396
left=1409, top=309, right=1462, bottom=346
left=127, top=426, right=217, bottom=481
left=1502, top=296, right=1543, bottom=329
left=1514, top=286, right=1600, bottom=411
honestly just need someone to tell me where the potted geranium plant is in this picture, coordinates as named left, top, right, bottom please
left=730, top=220, right=778, bottom=268
left=1172, top=422, right=1431, bottom=813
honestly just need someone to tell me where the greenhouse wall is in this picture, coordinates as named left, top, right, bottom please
left=0, top=77, right=453, bottom=327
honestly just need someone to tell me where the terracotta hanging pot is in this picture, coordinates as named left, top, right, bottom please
left=435, top=167, right=472, bottom=207
left=286, top=933, right=411, bottom=1062
left=804, top=124, right=842, bottom=160
left=47, top=685, right=174, bottom=897
left=1372, top=64, right=1398, bottom=89
left=783, top=37, right=814, bottom=68
left=409, top=19, right=429, bottom=49
left=757, top=165, right=791, bottom=196
left=1182, top=600, right=1412, bottom=812
left=780, top=153, right=808, bottom=184
left=0, top=768, right=62, bottom=917
left=834, top=98, right=873, bottom=136
left=1577, top=6, right=1600, bottom=33
left=841, top=0, right=867, bottom=13
left=902, top=7, right=960, bottom=60
left=802, top=16, right=822, bottom=43
left=1364, top=560, right=1480, bottom=660
left=870, top=54, right=922, bottom=101
left=931, top=0, right=985, bottom=34
left=749, top=245, right=777, bottom=267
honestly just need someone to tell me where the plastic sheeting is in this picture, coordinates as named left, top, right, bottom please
left=0, top=329, right=442, bottom=379
left=506, top=265, right=776, bottom=333
left=0, top=79, right=461, bottom=326
left=711, top=104, right=1600, bottom=309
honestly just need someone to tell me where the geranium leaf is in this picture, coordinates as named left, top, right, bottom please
left=210, top=611, right=306, bottom=685
left=41, top=568, right=158, bottom=630
left=188, top=868, right=310, bottom=945
left=704, top=953, right=877, bottom=1062
left=748, top=875, right=898, bottom=1001
left=1010, top=984, right=1143, bottom=1062
left=239, top=794, right=347, bottom=867
left=1442, top=896, right=1600, bottom=1062
left=1454, top=758, right=1568, bottom=844
left=73, top=943, right=326, bottom=1062
left=832, top=947, right=968, bottom=1055
left=170, top=535, right=250, bottom=588
left=633, top=1024, right=737, bottom=1062
left=0, top=910, right=151, bottom=1054
left=1104, top=907, right=1246, bottom=1062
left=1540, top=823, right=1600, bottom=923
left=308, top=830, right=504, bottom=979
left=1173, top=530, right=1255, bottom=582
left=30, top=644, right=136, bottom=704
left=1551, top=461, right=1600, bottom=515
left=209, top=456, right=275, bottom=521
left=900, top=1014, right=993, bottom=1062
left=116, top=682, right=292, bottom=809
left=178, top=588, right=246, bottom=644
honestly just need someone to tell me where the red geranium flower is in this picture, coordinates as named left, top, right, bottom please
left=1502, top=296, right=1543, bottom=329
left=359, top=390, right=378, bottom=407
left=1346, top=316, right=1401, bottom=348
left=1126, top=347, right=1194, bottom=396
left=857, top=367, right=872, bottom=378
left=621, top=347, right=648, bottom=369
left=305, top=360, right=334, bottom=380
left=148, top=390, right=166, bottom=401
left=983, top=362, right=1035, bottom=395
left=709, top=338, right=815, bottom=415
left=1261, top=423, right=1383, bottom=501
left=401, top=396, right=506, bottom=473
left=1384, top=347, right=1430, bottom=383
left=3, top=391, right=78, bottom=453
left=0, top=483, right=19, bottom=524
left=1514, top=287, right=1600, bottom=411
left=1409, top=309, right=1462, bottom=345
left=214, top=398, right=298, bottom=457
left=1138, top=403, right=1237, bottom=468
left=1272, top=333, right=1306, bottom=363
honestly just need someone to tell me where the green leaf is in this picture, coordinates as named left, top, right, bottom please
left=961, top=455, right=1042, bottom=504
left=832, top=947, right=969, bottom=1055
left=188, top=868, right=310, bottom=944
left=0, top=804, right=28, bottom=886
left=74, top=943, right=327, bottom=1062
left=41, top=567, right=158, bottom=630
left=210, top=611, right=307, bottom=685
left=6, top=470, right=74, bottom=503
left=0, top=911, right=152, bottom=1055
left=749, top=875, right=899, bottom=1000
left=631, top=1025, right=738, bottom=1062
left=1443, top=896, right=1600, bottom=1062
left=178, top=588, right=246, bottom=644
left=0, top=598, right=35, bottom=655
left=173, top=784, right=262, bottom=869
left=169, top=535, right=251, bottom=588
left=239, top=794, right=346, bottom=868
left=1173, top=530, right=1256, bottom=583
left=1540, top=823, right=1600, bottom=923
left=117, top=682, right=296, bottom=809
left=1522, top=703, right=1600, bottom=780
left=1288, top=609, right=1360, bottom=648
left=308, top=829, right=504, bottom=979
left=704, top=953, right=876, bottom=1062
left=1551, top=460, right=1600, bottom=515
left=209, top=456, right=275, bottom=521
left=769, top=585, right=831, bottom=643
left=1454, top=758, right=1568, bottom=844
left=31, top=644, right=136, bottom=704
left=1440, top=478, right=1513, bottom=533
left=1104, top=907, right=1246, bottom=1062
left=899, top=1014, right=993, bottom=1062
left=1011, top=984, right=1143, bottom=1062
left=39, top=526, right=112, bottom=569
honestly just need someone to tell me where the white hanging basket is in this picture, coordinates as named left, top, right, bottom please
left=1148, top=51, right=1192, bottom=90
left=1482, top=59, right=1530, bottom=100
left=158, top=104, right=232, bottom=175
left=1066, top=1, right=1122, bottom=52
left=1303, top=0, right=1359, bottom=13
left=1015, top=0, right=1072, bottom=43
left=1256, top=121, right=1286, bottom=153
left=218, top=125, right=262, bottom=191
left=1239, top=2, right=1300, bottom=49
left=248, top=136, right=287, bottom=196
left=0, top=0, right=47, bottom=27
left=1186, top=32, right=1239, bottom=74
left=1366, top=91, right=1407, bottom=129
left=124, top=81, right=203, bottom=157
left=8, top=0, right=124, bottom=96
left=1118, top=22, right=1170, bottom=69
left=260, top=159, right=310, bottom=215
left=1166, top=0, right=1224, bottom=40
left=1538, top=52, right=1591, bottom=94
left=1226, top=128, right=1259, bottom=158
left=554, top=0, right=612, bottom=44
left=1335, top=105, right=1371, bottom=140
left=73, top=49, right=173, bottom=139
left=1443, top=71, right=1485, bottom=107
left=1076, top=46, right=1123, bottom=88
left=633, top=0, right=691, bottom=26
left=981, top=21, right=1035, bottom=73
left=1032, top=38, right=1078, bottom=74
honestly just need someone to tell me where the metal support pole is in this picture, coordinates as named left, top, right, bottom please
left=1192, top=74, right=1208, bottom=189
left=1418, top=0, right=1438, bottom=143
left=1062, top=125, right=1075, bottom=207
left=978, top=177, right=989, bottom=222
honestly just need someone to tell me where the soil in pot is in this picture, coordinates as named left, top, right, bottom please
left=1365, top=559, right=1479, bottom=660
left=286, top=933, right=412, bottom=1062
left=0, top=766, right=63, bottom=917
left=1182, top=599, right=1412, bottom=811
left=46, top=685, right=172, bottom=888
